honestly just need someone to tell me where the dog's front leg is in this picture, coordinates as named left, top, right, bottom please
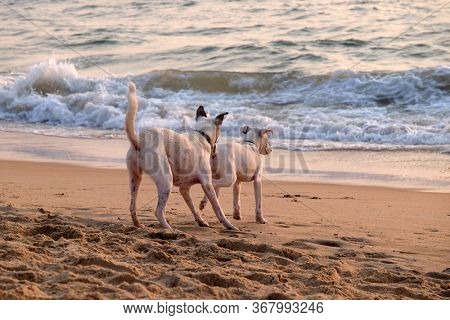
left=232, top=181, right=242, bottom=220
left=179, top=186, right=209, bottom=227
left=201, top=182, right=238, bottom=230
left=199, top=185, right=221, bottom=211
left=199, top=174, right=233, bottom=211
left=254, top=175, right=267, bottom=224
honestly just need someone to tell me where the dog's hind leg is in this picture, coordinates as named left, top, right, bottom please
left=199, top=194, right=209, bottom=211
left=127, top=147, right=142, bottom=227
left=129, top=173, right=142, bottom=227
left=179, top=186, right=209, bottom=227
left=154, top=180, right=173, bottom=230
left=147, top=159, right=173, bottom=230
left=198, top=185, right=220, bottom=211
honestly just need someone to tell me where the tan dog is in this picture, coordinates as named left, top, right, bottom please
left=125, top=82, right=238, bottom=230
left=199, top=126, right=273, bottom=223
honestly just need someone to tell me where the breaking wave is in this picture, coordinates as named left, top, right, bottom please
left=0, top=58, right=449, bottom=151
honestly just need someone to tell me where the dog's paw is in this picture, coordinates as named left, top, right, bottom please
left=256, top=217, right=267, bottom=224
left=172, top=228, right=185, bottom=235
left=133, top=221, right=143, bottom=228
left=197, top=220, right=210, bottom=227
left=226, top=224, right=239, bottom=231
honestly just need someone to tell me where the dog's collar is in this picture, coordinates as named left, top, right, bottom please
left=244, top=140, right=257, bottom=147
left=195, top=130, right=217, bottom=157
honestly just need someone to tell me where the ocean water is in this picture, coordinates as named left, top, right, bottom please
left=0, top=0, right=449, bottom=151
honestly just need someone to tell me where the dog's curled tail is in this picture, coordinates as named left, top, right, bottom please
left=126, top=81, right=139, bottom=149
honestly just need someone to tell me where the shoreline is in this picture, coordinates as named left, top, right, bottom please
left=1, top=131, right=449, bottom=192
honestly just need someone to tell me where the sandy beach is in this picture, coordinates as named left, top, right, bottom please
left=1, top=159, right=449, bottom=299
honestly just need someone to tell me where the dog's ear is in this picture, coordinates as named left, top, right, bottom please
left=214, top=112, right=229, bottom=126
left=240, top=126, right=250, bottom=134
left=195, top=106, right=207, bottom=120
left=259, top=129, right=273, bottom=137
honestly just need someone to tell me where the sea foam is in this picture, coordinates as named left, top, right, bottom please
left=0, top=59, right=449, bottom=151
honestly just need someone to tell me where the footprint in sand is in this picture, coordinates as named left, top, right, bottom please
left=364, top=252, right=393, bottom=260
left=311, top=239, right=345, bottom=248
left=30, top=224, right=84, bottom=241
left=291, top=223, right=311, bottom=227
left=299, top=238, right=345, bottom=248
left=274, top=221, right=291, bottom=228
left=340, top=236, right=374, bottom=246
left=283, top=240, right=316, bottom=250
left=216, top=238, right=302, bottom=261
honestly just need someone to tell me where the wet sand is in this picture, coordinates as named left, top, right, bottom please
left=1, top=131, right=449, bottom=191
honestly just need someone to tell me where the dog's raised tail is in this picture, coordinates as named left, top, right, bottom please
left=126, top=81, right=139, bottom=149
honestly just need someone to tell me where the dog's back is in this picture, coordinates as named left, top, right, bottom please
left=212, top=141, right=261, bottom=182
left=140, top=128, right=208, bottom=186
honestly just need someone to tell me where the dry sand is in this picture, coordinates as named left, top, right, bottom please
left=0, top=160, right=449, bottom=299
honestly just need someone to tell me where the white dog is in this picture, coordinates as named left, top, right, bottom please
left=125, top=82, right=238, bottom=231
left=199, top=126, right=273, bottom=223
